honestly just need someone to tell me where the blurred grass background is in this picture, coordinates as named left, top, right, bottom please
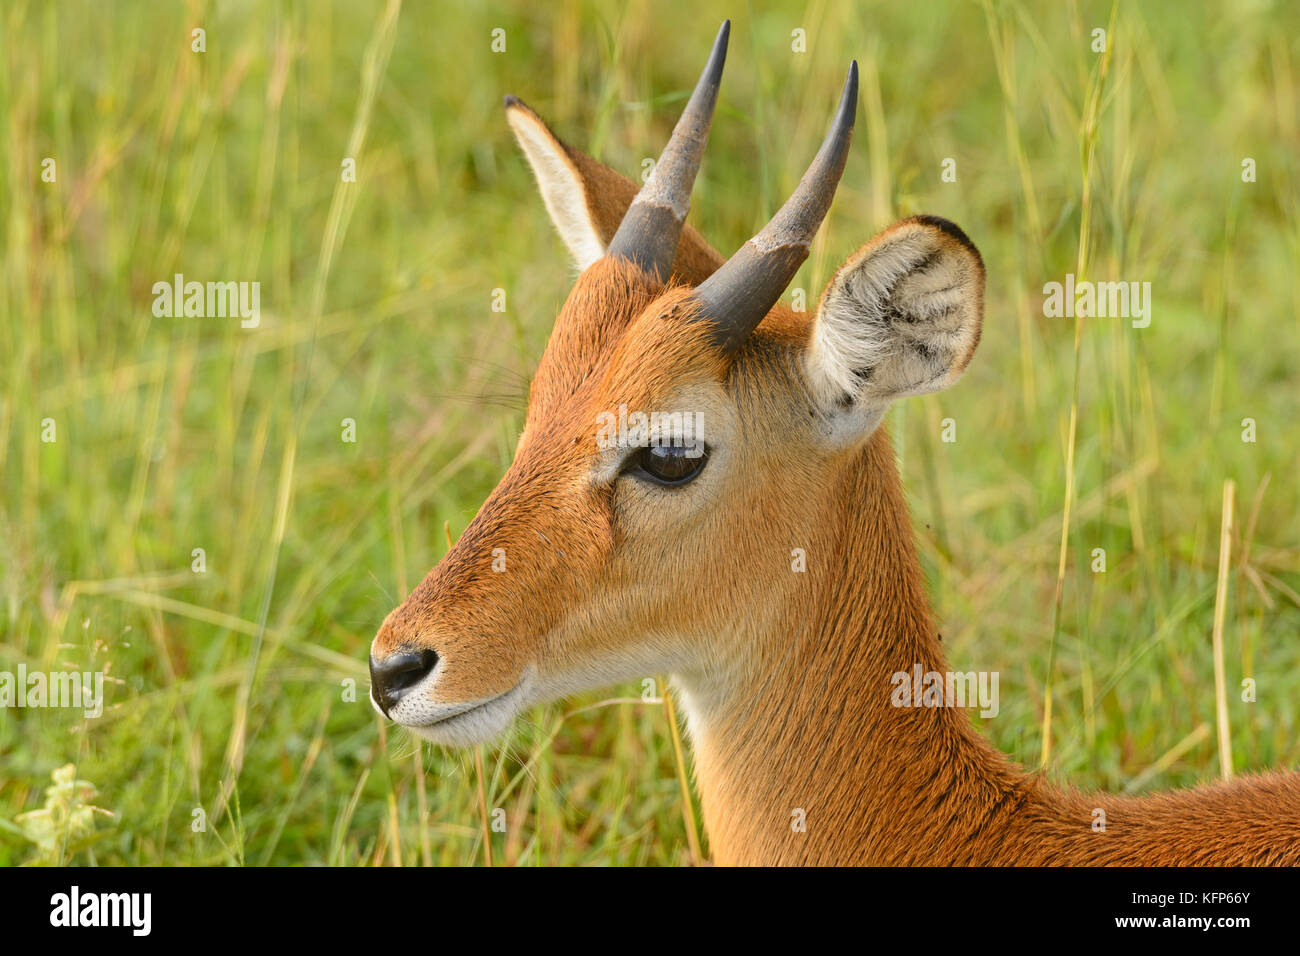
left=1, top=0, right=1298, bottom=865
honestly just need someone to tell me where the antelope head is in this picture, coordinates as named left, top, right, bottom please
left=369, top=21, right=984, bottom=751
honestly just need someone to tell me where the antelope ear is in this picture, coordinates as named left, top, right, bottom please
left=505, top=96, right=607, bottom=269
left=804, top=215, right=985, bottom=446
left=504, top=96, right=726, bottom=281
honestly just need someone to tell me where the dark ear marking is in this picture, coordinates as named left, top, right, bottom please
left=909, top=214, right=982, bottom=260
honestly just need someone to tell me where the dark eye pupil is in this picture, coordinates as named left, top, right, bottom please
left=636, top=443, right=708, bottom=485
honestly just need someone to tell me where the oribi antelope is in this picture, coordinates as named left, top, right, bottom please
left=369, top=22, right=1300, bottom=866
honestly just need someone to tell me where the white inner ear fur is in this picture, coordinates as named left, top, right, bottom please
left=805, top=218, right=984, bottom=441
left=506, top=107, right=605, bottom=270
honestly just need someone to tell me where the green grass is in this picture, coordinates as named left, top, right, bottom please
left=1, top=0, right=1298, bottom=866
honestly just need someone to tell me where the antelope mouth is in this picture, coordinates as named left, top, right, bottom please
left=399, top=672, right=534, bottom=747
left=413, top=684, right=522, bottom=728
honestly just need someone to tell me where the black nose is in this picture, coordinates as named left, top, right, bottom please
left=370, top=648, right=438, bottom=717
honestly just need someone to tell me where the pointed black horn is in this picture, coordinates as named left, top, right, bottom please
left=605, top=20, right=730, bottom=279
left=695, top=61, right=858, bottom=353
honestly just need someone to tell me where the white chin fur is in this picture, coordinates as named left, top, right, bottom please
left=394, top=669, right=534, bottom=748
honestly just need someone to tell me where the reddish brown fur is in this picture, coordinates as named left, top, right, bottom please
left=374, top=105, right=1300, bottom=867
left=679, top=425, right=1300, bottom=864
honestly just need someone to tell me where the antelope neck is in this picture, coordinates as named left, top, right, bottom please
left=672, top=429, right=1031, bottom=865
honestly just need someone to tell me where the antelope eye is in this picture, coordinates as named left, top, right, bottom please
left=627, top=443, right=710, bottom=486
